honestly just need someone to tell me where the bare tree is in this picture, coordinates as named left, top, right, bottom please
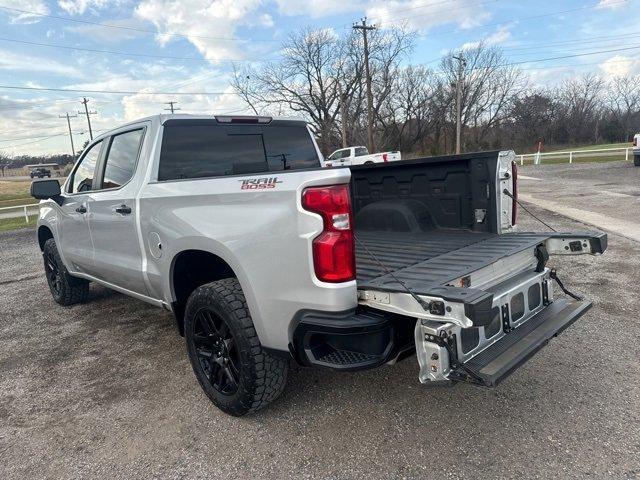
left=231, top=29, right=361, bottom=153
left=606, top=75, right=640, bottom=142
left=231, top=27, right=413, bottom=154
left=439, top=44, right=526, bottom=152
left=556, top=73, right=605, bottom=144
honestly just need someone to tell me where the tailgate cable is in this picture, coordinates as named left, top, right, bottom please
left=504, top=190, right=584, bottom=301
left=503, top=189, right=557, bottom=232
left=549, top=269, right=583, bottom=301
left=354, top=235, right=433, bottom=313
left=435, top=335, right=488, bottom=386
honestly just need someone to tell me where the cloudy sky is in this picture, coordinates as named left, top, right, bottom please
left=0, top=0, right=635, bottom=156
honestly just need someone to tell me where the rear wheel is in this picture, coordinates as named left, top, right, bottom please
left=42, top=238, right=89, bottom=306
left=634, top=155, right=640, bottom=166
left=184, top=278, right=288, bottom=416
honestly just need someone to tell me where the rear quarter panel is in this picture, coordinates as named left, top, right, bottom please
left=138, top=167, right=357, bottom=350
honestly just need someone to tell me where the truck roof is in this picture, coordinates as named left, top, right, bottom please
left=94, top=113, right=308, bottom=142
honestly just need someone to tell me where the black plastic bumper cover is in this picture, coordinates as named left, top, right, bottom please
left=291, top=308, right=403, bottom=371
left=463, top=298, right=592, bottom=386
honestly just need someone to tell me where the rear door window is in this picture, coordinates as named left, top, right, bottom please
left=158, top=123, right=320, bottom=181
left=101, top=129, right=144, bottom=189
left=69, top=140, right=102, bottom=193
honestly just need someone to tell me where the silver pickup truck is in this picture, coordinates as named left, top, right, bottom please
left=31, top=114, right=607, bottom=416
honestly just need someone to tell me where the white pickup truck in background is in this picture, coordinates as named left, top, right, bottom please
left=633, top=134, right=640, bottom=166
left=322, top=146, right=401, bottom=167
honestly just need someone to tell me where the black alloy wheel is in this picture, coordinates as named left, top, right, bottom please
left=192, top=307, right=241, bottom=395
left=44, top=248, right=63, bottom=296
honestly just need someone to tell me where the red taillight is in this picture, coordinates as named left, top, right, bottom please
left=302, top=184, right=355, bottom=283
left=383, top=153, right=388, bottom=162
left=511, top=160, right=518, bottom=226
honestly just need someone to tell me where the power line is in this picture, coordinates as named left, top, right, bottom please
left=425, top=44, right=640, bottom=77
left=1, top=44, right=637, bottom=100
left=0, top=85, right=237, bottom=95
left=0, top=5, right=277, bottom=43
left=333, top=0, right=459, bottom=28
left=0, top=36, right=276, bottom=62
left=387, top=0, right=628, bottom=35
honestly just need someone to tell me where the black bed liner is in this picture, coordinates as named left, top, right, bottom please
left=355, top=230, right=551, bottom=294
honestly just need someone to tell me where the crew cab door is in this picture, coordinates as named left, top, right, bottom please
left=327, top=148, right=352, bottom=166
left=58, top=139, right=104, bottom=273
left=86, top=126, right=148, bottom=295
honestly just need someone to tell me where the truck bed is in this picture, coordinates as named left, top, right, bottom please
left=355, top=230, right=551, bottom=294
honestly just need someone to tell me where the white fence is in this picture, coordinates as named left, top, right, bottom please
left=0, top=203, right=38, bottom=222
left=516, top=146, right=633, bottom=165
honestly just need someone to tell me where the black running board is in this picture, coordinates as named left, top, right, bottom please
left=460, top=299, right=592, bottom=386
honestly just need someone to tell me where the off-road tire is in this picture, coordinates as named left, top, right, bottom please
left=42, top=238, right=89, bottom=306
left=184, top=278, right=288, bottom=416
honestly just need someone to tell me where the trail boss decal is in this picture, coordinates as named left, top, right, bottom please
left=239, top=177, right=283, bottom=190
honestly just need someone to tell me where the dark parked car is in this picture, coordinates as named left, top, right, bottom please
left=30, top=167, right=51, bottom=178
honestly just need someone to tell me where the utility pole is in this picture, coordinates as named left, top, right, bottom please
left=353, top=17, right=376, bottom=153
left=164, top=101, right=180, bottom=114
left=78, top=97, right=97, bottom=140
left=59, top=113, right=78, bottom=157
left=337, top=82, right=348, bottom=148
left=452, top=54, right=467, bottom=155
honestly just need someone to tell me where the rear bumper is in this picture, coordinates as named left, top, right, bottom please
left=290, top=308, right=412, bottom=371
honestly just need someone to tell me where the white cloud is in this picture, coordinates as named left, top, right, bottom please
left=0, top=0, right=49, bottom=24
left=135, top=0, right=269, bottom=63
left=599, top=54, right=640, bottom=78
left=461, top=26, right=511, bottom=51
left=597, top=0, right=625, bottom=10
left=57, top=0, right=124, bottom=15
left=273, top=0, right=362, bottom=18
left=0, top=49, right=83, bottom=77
left=368, top=0, right=490, bottom=32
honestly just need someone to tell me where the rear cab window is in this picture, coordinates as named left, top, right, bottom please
left=157, top=120, right=320, bottom=181
left=355, top=147, right=368, bottom=157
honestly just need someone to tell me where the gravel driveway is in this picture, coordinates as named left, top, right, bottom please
left=0, top=204, right=638, bottom=479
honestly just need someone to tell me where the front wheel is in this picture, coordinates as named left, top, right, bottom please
left=184, top=278, right=288, bottom=416
left=42, top=238, right=89, bottom=306
left=634, top=155, right=640, bottom=166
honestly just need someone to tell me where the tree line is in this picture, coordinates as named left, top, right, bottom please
left=233, top=27, right=640, bottom=156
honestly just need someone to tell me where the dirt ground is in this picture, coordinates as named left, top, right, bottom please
left=0, top=202, right=638, bottom=479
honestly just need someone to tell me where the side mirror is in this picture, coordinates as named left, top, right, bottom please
left=31, top=179, right=61, bottom=200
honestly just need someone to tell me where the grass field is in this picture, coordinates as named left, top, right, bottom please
left=518, top=141, right=633, bottom=165
left=0, top=215, right=37, bottom=233
left=0, top=180, right=31, bottom=202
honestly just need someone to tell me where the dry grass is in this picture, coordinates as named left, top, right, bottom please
left=0, top=180, right=31, bottom=202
